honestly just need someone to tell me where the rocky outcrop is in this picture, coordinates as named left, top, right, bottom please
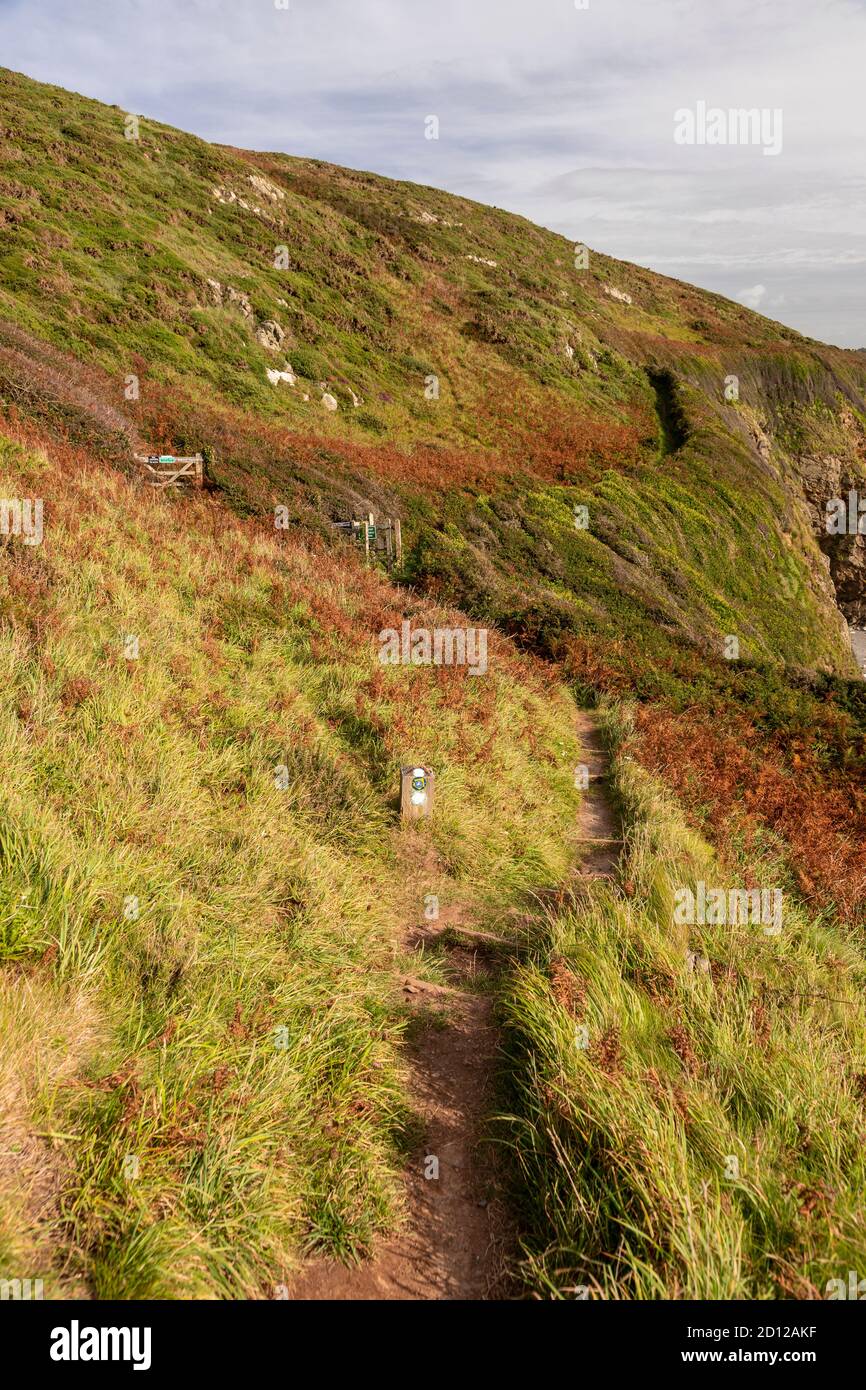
left=750, top=421, right=772, bottom=464
left=205, top=278, right=252, bottom=318
left=247, top=173, right=284, bottom=203
left=411, top=210, right=462, bottom=227
left=206, top=280, right=291, bottom=360
left=796, top=451, right=866, bottom=625
left=835, top=541, right=866, bottom=626
left=212, top=185, right=266, bottom=216
left=255, top=320, right=286, bottom=352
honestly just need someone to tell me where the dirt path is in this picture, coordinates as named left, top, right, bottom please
left=290, top=709, right=617, bottom=1300
left=291, top=917, right=510, bottom=1301
left=573, top=708, right=620, bottom=881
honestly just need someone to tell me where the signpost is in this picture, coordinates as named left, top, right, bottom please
left=400, top=765, right=435, bottom=820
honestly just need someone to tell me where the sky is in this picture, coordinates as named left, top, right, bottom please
left=1, top=0, right=864, bottom=347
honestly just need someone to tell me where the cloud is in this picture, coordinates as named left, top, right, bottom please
left=1, top=0, right=864, bottom=345
left=737, top=284, right=767, bottom=310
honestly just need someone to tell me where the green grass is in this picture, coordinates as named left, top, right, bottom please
left=0, top=431, right=579, bottom=1297
left=498, top=701, right=866, bottom=1299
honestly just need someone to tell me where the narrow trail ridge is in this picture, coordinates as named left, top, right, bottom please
left=290, top=708, right=619, bottom=1300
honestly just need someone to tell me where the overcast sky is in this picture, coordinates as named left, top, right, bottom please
left=2, top=0, right=864, bottom=347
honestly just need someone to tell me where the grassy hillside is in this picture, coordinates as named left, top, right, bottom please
left=3, top=66, right=862, bottom=918
left=2, top=66, right=865, bottom=687
left=1, top=66, right=865, bottom=1300
left=0, top=424, right=579, bottom=1297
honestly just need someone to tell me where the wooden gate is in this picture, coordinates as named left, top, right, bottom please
left=135, top=453, right=204, bottom=489
left=333, top=513, right=402, bottom=567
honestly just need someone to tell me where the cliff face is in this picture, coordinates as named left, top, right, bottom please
left=800, top=452, right=866, bottom=626
left=663, top=348, right=866, bottom=662
left=778, top=403, right=866, bottom=629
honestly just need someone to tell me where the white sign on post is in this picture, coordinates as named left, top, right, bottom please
left=400, top=765, right=435, bottom=819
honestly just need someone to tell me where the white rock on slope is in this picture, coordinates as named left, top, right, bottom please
left=604, top=284, right=633, bottom=305
left=248, top=173, right=285, bottom=203
left=255, top=320, right=286, bottom=351
left=205, top=279, right=253, bottom=318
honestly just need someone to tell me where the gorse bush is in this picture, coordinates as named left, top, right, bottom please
left=287, top=348, right=329, bottom=381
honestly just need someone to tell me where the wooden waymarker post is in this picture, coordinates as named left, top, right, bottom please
left=134, top=453, right=204, bottom=489
left=400, top=765, right=435, bottom=820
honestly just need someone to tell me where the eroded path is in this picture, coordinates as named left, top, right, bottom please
left=574, top=708, right=621, bottom=881
left=291, top=708, right=618, bottom=1300
left=291, top=914, right=510, bottom=1300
